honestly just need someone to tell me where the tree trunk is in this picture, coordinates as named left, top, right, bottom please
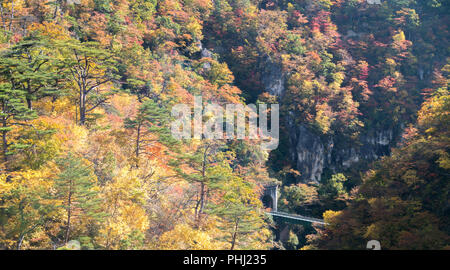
left=26, top=98, right=32, bottom=110
left=199, top=145, right=209, bottom=216
left=79, top=89, right=86, bottom=125
left=135, top=123, right=141, bottom=167
left=199, top=182, right=205, bottom=215
left=65, top=185, right=73, bottom=244
left=230, top=220, right=239, bottom=250
left=8, top=0, right=14, bottom=32
left=2, top=115, right=8, bottom=169
left=16, top=234, right=24, bottom=250
left=0, top=5, right=6, bottom=31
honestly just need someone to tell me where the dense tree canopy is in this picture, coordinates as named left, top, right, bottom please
left=0, top=0, right=448, bottom=250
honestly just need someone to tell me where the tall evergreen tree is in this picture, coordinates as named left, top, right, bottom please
left=0, top=35, right=64, bottom=110
left=59, top=39, right=119, bottom=125
left=207, top=169, right=268, bottom=250
left=170, top=141, right=228, bottom=222
left=124, top=98, right=175, bottom=167
left=54, top=154, right=104, bottom=244
left=0, top=82, right=36, bottom=169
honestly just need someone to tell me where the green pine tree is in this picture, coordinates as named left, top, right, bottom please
left=57, top=39, right=119, bottom=125
left=124, top=98, right=176, bottom=167
left=207, top=170, right=268, bottom=250
left=0, top=82, right=37, bottom=169
left=169, top=141, right=228, bottom=222
left=0, top=35, right=65, bottom=110
left=53, top=153, right=104, bottom=244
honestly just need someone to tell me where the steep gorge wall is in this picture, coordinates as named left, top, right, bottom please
left=261, top=58, right=399, bottom=183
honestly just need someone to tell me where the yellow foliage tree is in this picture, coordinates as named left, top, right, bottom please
left=98, top=168, right=150, bottom=249
left=158, top=223, right=223, bottom=250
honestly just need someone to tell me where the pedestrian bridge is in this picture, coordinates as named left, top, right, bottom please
left=268, top=211, right=327, bottom=226
left=262, top=184, right=326, bottom=226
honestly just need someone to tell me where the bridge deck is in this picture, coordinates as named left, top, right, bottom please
left=268, top=211, right=327, bottom=225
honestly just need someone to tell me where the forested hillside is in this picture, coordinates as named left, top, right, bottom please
left=0, top=0, right=448, bottom=250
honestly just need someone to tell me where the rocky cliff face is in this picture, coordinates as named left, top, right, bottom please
left=288, top=123, right=395, bottom=183
left=261, top=57, right=399, bottom=183
left=260, top=56, right=285, bottom=97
